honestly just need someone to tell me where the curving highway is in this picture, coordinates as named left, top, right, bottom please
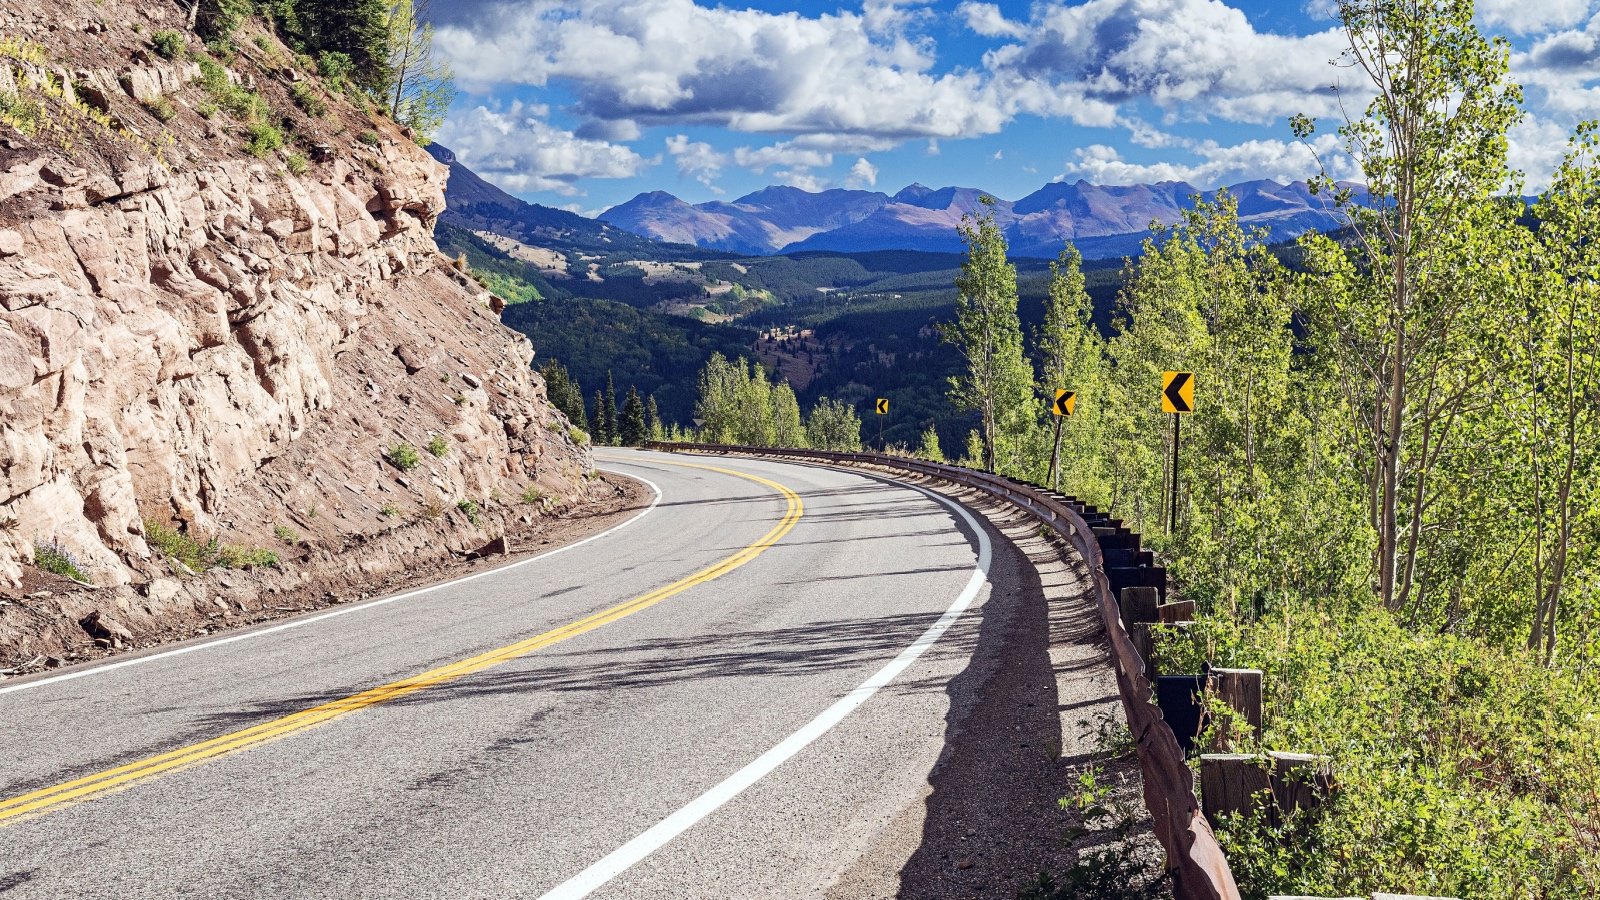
left=0, top=449, right=1084, bottom=899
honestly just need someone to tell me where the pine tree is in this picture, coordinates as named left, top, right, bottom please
left=602, top=373, right=619, bottom=446
left=917, top=425, right=945, bottom=462
left=591, top=389, right=612, bottom=446
left=645, top=395, right=664, bottom=442
left=539, top=359, right=587, bottom=431
left=619, top=386, right=647, bottom=447
left=940, top=199, right=1033, bottom=473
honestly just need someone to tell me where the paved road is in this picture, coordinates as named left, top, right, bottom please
left=0, top=449, right=1025, bottom=899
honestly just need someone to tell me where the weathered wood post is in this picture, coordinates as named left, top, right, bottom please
left=1158, top=598, right=1195, bottom=623
left=1206, top=667, right=1263, bottom=750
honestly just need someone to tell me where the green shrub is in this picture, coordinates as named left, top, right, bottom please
left=244, top=121, right=283, bottom=158
left=144, top=519, right=217, bottom=573
left=567, top=426, right=589, bottom=445
left=379, top=503, right=399, bottom=518
left=357, top=129, right=379, bottom=146
left=273, top=525, right=298, bottom=544
left=386, top=442, right=421, bottom=471
left=251, top=34, right=272, bottom=53
left=150, top=30, right=186, bottom=60
left=289, top=81, right=325, bottom=117
left=144, top=97, right=177, bottom=122
left=196, top=100, right=219, bottom=119
left=0, top=90, right=41, bottom=133
left=285, top=153, right=308, bottom=175
left=520, top=486, right=544, bottom=505
left=316, top=51, right=353, bottom=85
left=34, top=539, right=90, bottom=584
left=216, top=545, right=278, bottom=569
left=426, top=434, right=449, bottom=458
left=198, top=55, right=262, bottom=120
left=456, top=499, right=481, bottom=525
left=1159, top=599, right=1600, bottom=897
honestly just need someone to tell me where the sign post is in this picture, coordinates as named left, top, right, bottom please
left=1048, top=389, right=1076, bottom=490
left=1161, top=372, right=1193, bottom=534
left=875, top=397, right=888, bottom=449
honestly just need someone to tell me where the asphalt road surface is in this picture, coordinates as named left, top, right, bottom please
left=0, top=449, right=1069, bottom=899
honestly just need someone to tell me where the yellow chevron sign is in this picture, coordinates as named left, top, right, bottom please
left=875, top=398, right=889, bottom=415
left=1053, top=389, right=1076, bottom=417
left=1162, top=371, right=1194, bottom=414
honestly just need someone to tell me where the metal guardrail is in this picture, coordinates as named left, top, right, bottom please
left=644, top=442, right=1240, bottom=900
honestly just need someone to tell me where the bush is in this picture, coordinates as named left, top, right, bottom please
left=426, top=434, right=449, bottom=458
left=357, top=129, right=379, bottom=146
left=144, top=97, right=177, bottom=122
left=0, top=90, right=41, bottom=133
left=456, top=499, right=481, bottom=526
left=520, top=486, right=544, bottom=504
left=316, top=51, right=353, bottom=86
left=273, top=525, right=298, bottom=544
left=386, top=442, right=421, bottom=471
left=150, top=30, right=186, bottom=61
left=34, top=539, right=90, bottom=584
left=197, top=55, right=262, bottom=120
left=216, top=546, right=278, bottom=569
left=285, top=153, right=308, bottom=175
left=567, top=426, right=589, bottom=445
left=144, top=520, right=277, bottom=572
left=196, top=100, right=219, bottom=119
left=244, top=122, right=283, bottom=158
left=289, top=81, right=325, bottom=117
left=379, top=503, right=399, bottom=518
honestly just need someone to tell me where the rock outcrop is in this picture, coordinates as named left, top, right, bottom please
left=0, top=2, right=590, bottom=608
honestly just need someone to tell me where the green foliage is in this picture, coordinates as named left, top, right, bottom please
left=315, top=50, right=354, bottom=86
left=357, top=128, right=380, bottom=145
left=144, top=96, right=178, bottom=122
left=619, top=385, right=648, bottom=446
left=805, top=396, right=861, bottom=451
left=244, top=121, right=284, bottom=158
left=34, top=539, right=89, bottom=584
left=144, top=520, right=278, bottom=573
left=0, top=89, right=42, bottom=134
left=455, top=498, right=480, bottom=526
left=386, top=441, right=420, bottom=471
left=382, top=0, right=454, bottom=144
left=540, top=359, right=589, bottom=430
left=290, top=81, right=326, bottom=117
left=941, top=200, right=1033, bottom=472
left=150, top=30, right=187, bottom=61
left=1160, top=599, right=1600, bottom=897
left=916, top=424, right=944, bottom=462
left=196, top=0, right=252, bottom=45
left=285, top=152, right=308, bottom=175
left=273, top=524, right=298, bottom=544
left=197, top=55, right=264, bottom=120
left=520, top=486, right=544, bottom=505
left=426, top=434, right=448, bottom=458
left=379, top=503, right=399, bottom=518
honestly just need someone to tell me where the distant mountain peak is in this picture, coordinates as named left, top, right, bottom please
left=597, top=176, right=1358, bottom=259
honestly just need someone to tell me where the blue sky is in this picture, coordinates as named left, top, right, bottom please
left=424, top=0, right=1600, bottom=215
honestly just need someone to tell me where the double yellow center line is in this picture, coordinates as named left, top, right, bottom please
left=0, top=461, right=802, bottom=826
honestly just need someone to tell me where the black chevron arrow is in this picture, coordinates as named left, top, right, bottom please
left=1164, top=372, right=1192, bottom=412
left=1054, top=391, right=1075, bottom=416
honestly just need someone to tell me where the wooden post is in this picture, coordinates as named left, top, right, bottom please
left=1199, top=753, right=1269, bottom=827
left=1268, top=751, right=1334, bottom=820
left=1158, top=599, right=1195, bottom=623
left=1199, top=751, right=1333, bottom=828
left=1206, top=668, right=1263, bottom=750
left=1119, top=586, right=1159, bottom=633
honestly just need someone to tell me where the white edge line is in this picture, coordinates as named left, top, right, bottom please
left=538, top=480, right=993, bottom=900
left=0, top=466, right=663, bottom=697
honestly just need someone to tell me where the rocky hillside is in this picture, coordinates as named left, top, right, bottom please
left=0, top=2, right=593, bottom=650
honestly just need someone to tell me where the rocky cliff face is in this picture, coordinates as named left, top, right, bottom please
left=0, top=4, right=590, bottom=616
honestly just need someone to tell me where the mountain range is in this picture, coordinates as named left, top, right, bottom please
left=600, top=179, right=1365, bottom=258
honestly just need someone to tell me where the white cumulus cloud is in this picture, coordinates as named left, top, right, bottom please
left=846, top=157, right=880, bottom=188
left=435, top=102, right=650, bottom=195
left=665, top=134, right=727, bottom=193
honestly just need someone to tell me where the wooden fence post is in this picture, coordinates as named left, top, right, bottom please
left=1206, top=668, right=1263, bottom=750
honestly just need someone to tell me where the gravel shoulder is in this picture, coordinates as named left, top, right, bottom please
left=810, top=468, right=1163, bottom=899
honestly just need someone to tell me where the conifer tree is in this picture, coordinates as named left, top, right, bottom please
left=619, top=387, right=647, bottom=447
left=645, top=395, right=664, bottom=442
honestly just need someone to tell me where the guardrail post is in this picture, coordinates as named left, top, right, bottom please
left=1205, top=668, right=1263, bottom=751
left=1200, top=751, right=1334, bottom=829
left=1158, top=599, right=1195, bottom=623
